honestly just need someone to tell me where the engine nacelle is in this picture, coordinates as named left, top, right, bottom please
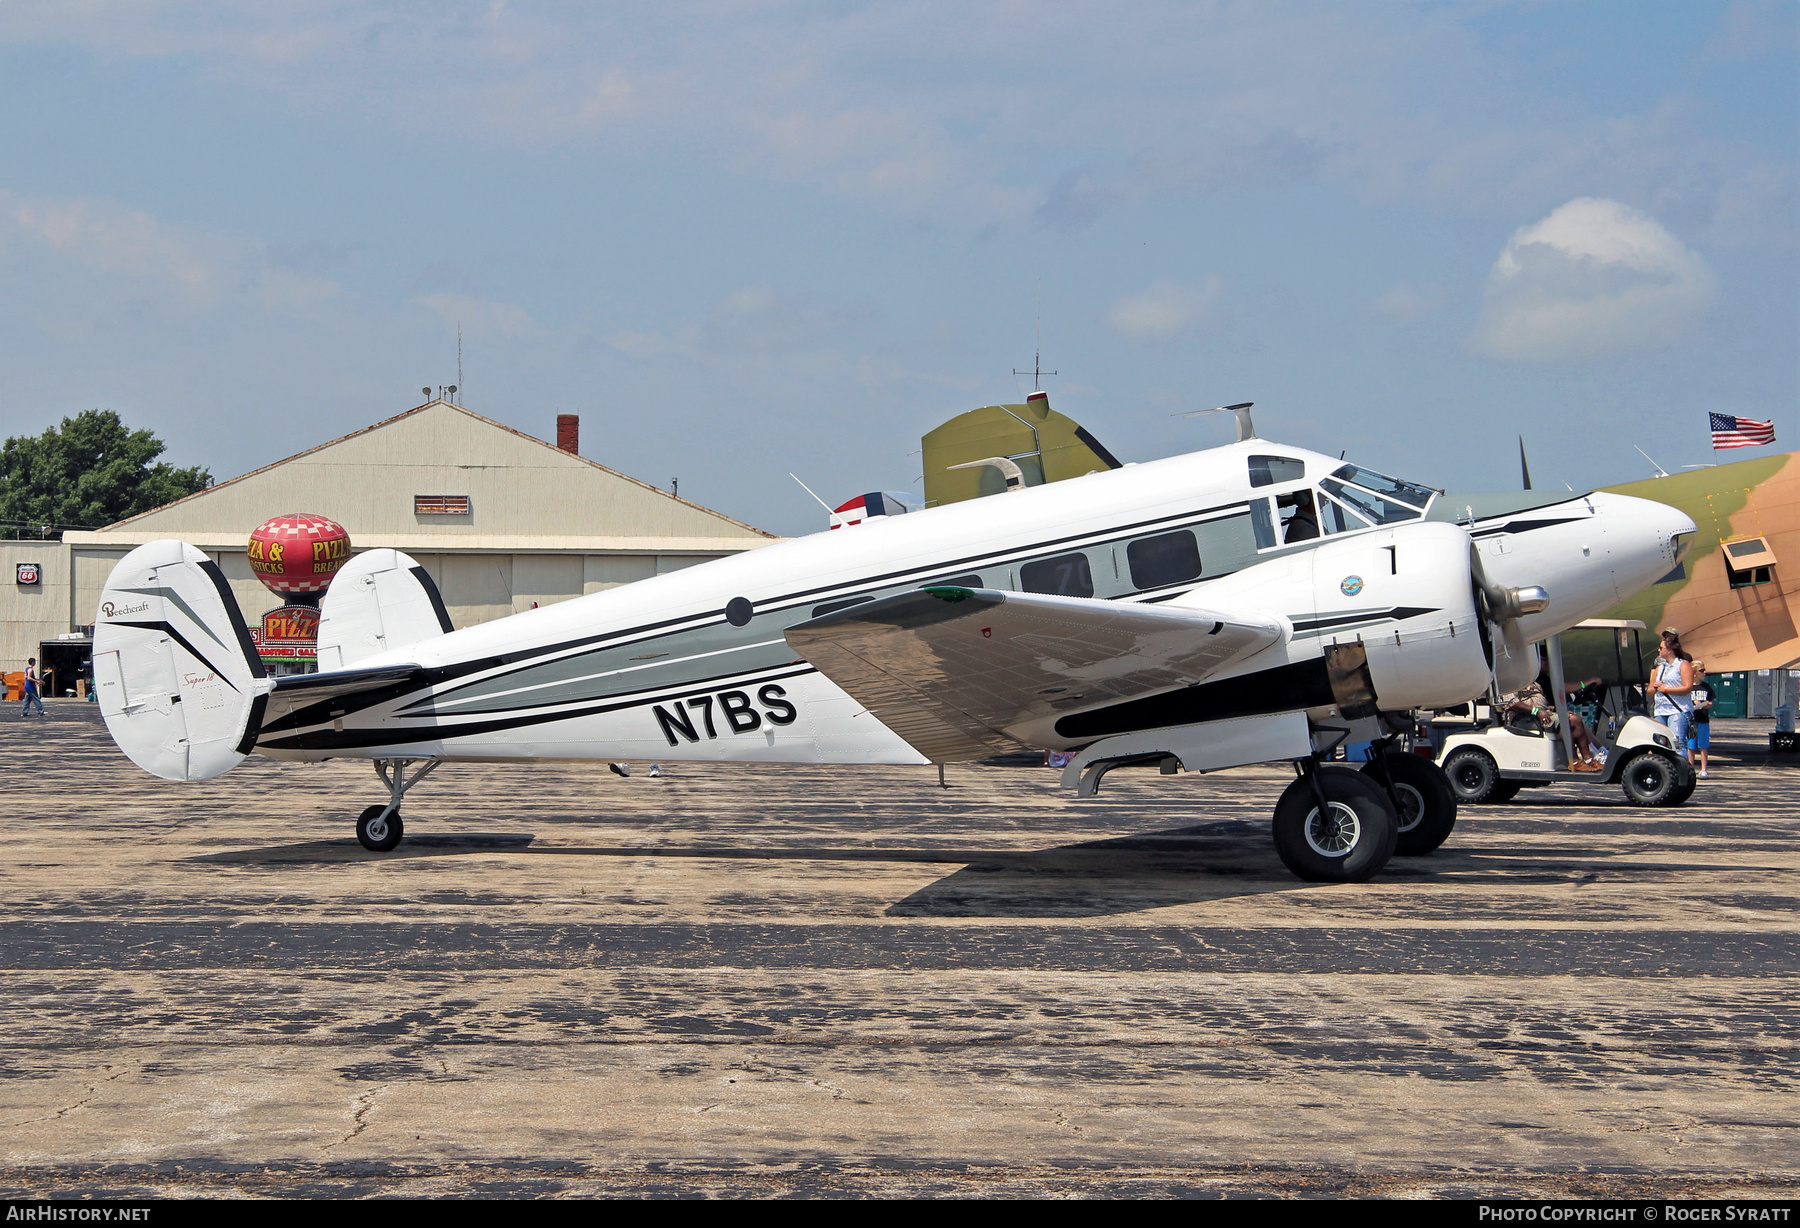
left=1178, top=520, right=1493, bottom=715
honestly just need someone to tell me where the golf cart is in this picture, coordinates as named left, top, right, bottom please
left=1435, top=619, right=1695, bottom=808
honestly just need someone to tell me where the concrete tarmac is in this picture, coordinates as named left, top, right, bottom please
left=1, top=704, right=1795, bottom=1198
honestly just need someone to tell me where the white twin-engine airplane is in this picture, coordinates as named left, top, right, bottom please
left=92, top=421, right=1694, bottom=882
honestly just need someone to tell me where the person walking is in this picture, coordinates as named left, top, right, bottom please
left=1646, top=631, right=1694, bottom=752
left=20, top=657, right=44, bottom=718
left=1688, top=662, right=1713, bottom=778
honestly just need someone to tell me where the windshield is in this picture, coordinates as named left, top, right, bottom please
left=1320, top=477, right=1423, bottom=525
left=1330, top=464, right=1436, bottom=510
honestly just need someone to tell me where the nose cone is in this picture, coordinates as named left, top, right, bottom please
left=1591, top=491, right=1697, bottom=596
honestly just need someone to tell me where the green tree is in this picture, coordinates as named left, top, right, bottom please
left=0, top=410, right=210, bottom=538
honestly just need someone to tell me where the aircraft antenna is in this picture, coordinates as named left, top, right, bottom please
left=1013, top=297, right=1057, bottom=393
left=789, top=473, right=836, bottom=514
left=1633, top=445, right=1670, bottom=478
left=1519, top=436, right=1532, bottom=490
left=1173, top=401, right=1256, bottom=441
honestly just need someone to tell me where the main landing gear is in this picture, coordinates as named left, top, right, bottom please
left=355, top=757, right=442, bottom=852
left=1273, top=763, right=1397, bottom=882
left=1272, top=747, right=1459, bottom=881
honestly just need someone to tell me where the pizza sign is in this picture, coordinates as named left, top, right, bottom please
left=15, top=563, right=40, bottom=587
left=262, top=605, right=321, bottom=642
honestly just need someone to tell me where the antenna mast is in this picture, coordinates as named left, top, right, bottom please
left=1013, top=295, right=1057, bottom=393
left=456, top=324, right=463, bottom=404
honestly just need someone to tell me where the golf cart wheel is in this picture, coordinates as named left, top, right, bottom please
left=1363, top=753, right=1457, bottom=856
left=1272, top=768, right=1398, bottom=883
left=1441, top=748, right=1516, bottom=805
left=356, top=804, right=404, bottom=852
left=1620, top=753, right=1678, bottom=807
left=1666, top=773, right=1697, bottom=806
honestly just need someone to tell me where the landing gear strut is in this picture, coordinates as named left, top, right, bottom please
left=355, top=757, right=442, bottom=852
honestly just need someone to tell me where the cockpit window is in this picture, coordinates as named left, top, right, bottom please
left=1318, top=493, right=1371, bottom=535
left=1248, top=455, right=1307, bottom=488
left=1330, top=464, right=1436, bottom=509
left=1320, top=477, right=1422, bottom=525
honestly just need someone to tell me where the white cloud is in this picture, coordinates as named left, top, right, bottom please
left=413, top=293, right=535, bottom=339
left=1371, top=282, right=1446, bottom=322
left=1471, top=198, right=1715, bottom=363
left=1107, top=277, right=1223, bottom=341
left=4, top=191, right=218, bottom=297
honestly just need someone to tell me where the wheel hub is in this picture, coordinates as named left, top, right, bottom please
left=1305, top=801, right=1362, bottom=857
left=1392, top=782, right=1425, bottom=833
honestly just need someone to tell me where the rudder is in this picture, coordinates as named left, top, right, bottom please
left=93, top=540, right=271, bottom=781
left=316, top=548, right=454, bottom=669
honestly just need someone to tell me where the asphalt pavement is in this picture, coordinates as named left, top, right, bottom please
left=1, top=703, right=1795, bottom=1198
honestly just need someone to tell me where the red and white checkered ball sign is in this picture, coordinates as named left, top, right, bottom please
left=247, top=513, right=352, bottom=595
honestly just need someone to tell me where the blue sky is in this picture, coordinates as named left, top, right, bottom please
left=0, top=1, right=1793, bottom=535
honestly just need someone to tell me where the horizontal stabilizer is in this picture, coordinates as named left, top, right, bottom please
left=785, top=586, right=1284, bottom=761
left=257, top=663, right=428, bottom=736
left=93, top=540, right=271, bottom=781
left=317, top=548, right=454, bottom=670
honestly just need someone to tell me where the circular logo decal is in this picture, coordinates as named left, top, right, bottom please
left=1340, top=575, right=1364, bottom=597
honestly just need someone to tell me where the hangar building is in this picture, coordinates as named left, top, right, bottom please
left=2, top=398, right=775, bottom=694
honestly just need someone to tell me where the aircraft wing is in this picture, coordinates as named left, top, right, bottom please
left=785, top=586, right=1283, bottom=760
left=258, top=664, right=428, bottom=735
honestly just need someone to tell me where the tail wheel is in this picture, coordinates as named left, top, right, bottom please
left=1363, top=753, right=1458, bottom=856
left=1272, top=767, right=1398, bottom=882
left=1441, top=747, right=1516, bottom=805
left=356, top=805, right=404, bottom=852
left=1620, top=753, right=1678, bottom=807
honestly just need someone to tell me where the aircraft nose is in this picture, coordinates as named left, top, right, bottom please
left=1592, top=492, right=1697, bottom=593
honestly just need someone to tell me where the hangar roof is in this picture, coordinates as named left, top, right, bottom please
left=65, top=400, right=776, bottom=555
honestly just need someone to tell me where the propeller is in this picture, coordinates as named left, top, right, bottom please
left=1469, top=543, right=1550, bottom=693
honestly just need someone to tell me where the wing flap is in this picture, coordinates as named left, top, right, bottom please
left=785, top=587, right=1283, bottom=760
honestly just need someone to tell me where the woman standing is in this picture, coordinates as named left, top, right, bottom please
left=1647, top=631, right=1695, bottom=750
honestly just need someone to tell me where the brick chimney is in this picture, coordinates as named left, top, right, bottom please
left=556, top=414, right=579, bottom=455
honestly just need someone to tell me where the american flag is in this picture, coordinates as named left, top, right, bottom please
left=1709, top=413, right=1776, bottom=450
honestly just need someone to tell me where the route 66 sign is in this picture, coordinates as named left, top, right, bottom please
left=15, top=562, right=40, bottom=587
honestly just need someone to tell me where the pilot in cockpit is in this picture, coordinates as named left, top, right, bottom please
left=1277, top=489, right=1320, bottom=543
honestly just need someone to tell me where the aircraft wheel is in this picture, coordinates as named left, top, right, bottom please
left=1620, top=753, right=1678, bottom=807
left=1272, top=768, right=1398, bottom=883
left=1441, top=748, right=1516, bottom=805
left=1364, top=753, right=1457, bottom=856
left=356, top=805, right=404, bottom=852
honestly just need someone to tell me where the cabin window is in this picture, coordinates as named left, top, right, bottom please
left=1020, top=553, right=1094, bottom=598
left=1248, top=455, right=1307, bottom=488
left=1319, top=493, right=1371, bottom=535
left=929, top=574, right=984, bottom=589
left=1320, top=477, right=1421, bottom=525
left=1329, top=464, right=1436, bottom=509
left=1127, top=531, right=1202, bottom=590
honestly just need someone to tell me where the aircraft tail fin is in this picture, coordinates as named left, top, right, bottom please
left=92, top=540, right=272, bottom=782
left=316, top=549, right=454, bottom=670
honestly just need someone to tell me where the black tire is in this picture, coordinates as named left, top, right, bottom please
left=356, top=804, right=404, bottom=852
left=1620, top=752, right=1678, bottom=807
left=1363, top=753, right=1458, bottom=856
left=1272, top=767, right=1398, bottom=883
left=1441, top=747, right=1516, bottom=805
left=1667, top=773, right=1697, bottom=806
